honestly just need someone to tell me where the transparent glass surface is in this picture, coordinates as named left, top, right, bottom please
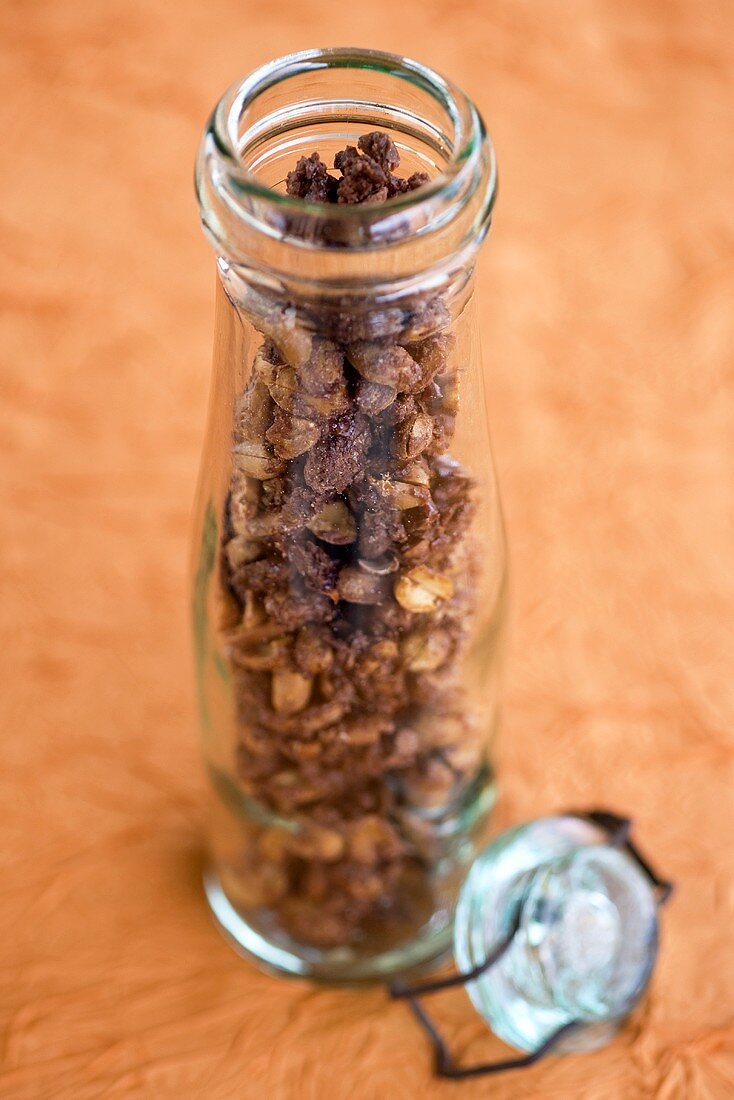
left=192, top=49, right=505, bottom=981
left=454, top=816, right=659, bottom=1053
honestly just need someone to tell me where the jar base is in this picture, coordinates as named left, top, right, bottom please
left=204, top=867, right=455, bottom=984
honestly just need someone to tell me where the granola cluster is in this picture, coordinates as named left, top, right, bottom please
left=219, top=135, right=482, bottom=949
left=285, top=132, right=429, bottom=205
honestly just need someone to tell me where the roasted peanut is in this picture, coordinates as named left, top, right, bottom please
left=286, top=823, right=345, bottom=861
left=394, top=566, right=454, bottom=612
left=401, top=628, right=452, bottom=671
left=355, top=378, right=397, bottom=414
left=307, top=500, right=357, bottom=544
left=299, top=339, right=344, bottom=395
left=403, top=333, right=454, bottom=386
left=266, top=412, right=320, bottom=459
left=346, top=341, right=422, bottom=391
left=225, top=535, right=263, bottom=569
left=229, top=634, right=291, bottom=671
left=257, top=306, right=312, bottom=367
left=400, top=297, right=451, bottom=342
left=337, top=565, right=389, bottom=605
left=234, top=380, right=273, bottom=442
left=233, top=441, right=285, bottom=480
left=272, top=669, right=313, bottom=715
left=392, top=410, right=434, bottom=460
left=293, top=625, right=334, bottom=674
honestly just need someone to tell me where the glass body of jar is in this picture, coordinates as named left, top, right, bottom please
left=192, top=48, right=505, bottom=981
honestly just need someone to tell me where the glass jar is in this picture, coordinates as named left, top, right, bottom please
left=192, top=47, right=505, bottom=981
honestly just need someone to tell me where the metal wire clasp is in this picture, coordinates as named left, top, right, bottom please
left=389, top=810, right=673, bottom=1080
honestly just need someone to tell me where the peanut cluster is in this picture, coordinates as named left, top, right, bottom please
left=219, top=135, right=482, bottom=950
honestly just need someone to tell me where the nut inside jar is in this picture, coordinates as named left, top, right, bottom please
left=217, top=132, right=487, bottom=955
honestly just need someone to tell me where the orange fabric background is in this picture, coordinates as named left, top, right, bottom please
left=1, top=2, right=732, bottom=1097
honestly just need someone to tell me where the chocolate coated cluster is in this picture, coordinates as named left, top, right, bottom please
left=286, top=132, right=429, bottom=205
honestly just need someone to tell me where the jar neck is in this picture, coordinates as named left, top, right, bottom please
left=196, top=48, right=496, bottom=300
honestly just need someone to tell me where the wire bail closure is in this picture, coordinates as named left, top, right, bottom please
left=389, top=810, right=673, bottom=1080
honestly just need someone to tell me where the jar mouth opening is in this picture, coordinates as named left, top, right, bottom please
left=197, top=47, right=496, bottom=256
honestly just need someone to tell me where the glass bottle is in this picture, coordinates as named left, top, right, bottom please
left=192, top=47, right=505, bottom=981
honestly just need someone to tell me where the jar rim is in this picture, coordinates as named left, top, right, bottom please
left=196, top=47, right=497, bottom=259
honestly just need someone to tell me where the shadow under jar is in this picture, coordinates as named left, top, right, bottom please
left=192, top=48, right=506, bottom=981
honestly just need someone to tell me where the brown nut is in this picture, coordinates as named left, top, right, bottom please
left=380, top=393, right=417, bottom=428
left=334, top=305, right=405, bottom=343
left=256, top=305, right=312, bottom=367
left=272, top=669, right=313, bottom=715
left=338, top=715, right=392, bottom=746
left=317, top=671, right=339, bottom=700
left=285, top=739, right=324, bottom=762
left=220, top=862, right=288, bottom=908
left=342, top=870, right=385, bottom=903
left=237, top=724, right=278, bottom=762
left=252, top=349, right=278, bottom=388
left=280, top=902, right=351, bottom=948
left=394, top=566, right=454, bottom=613
left=368, top=639, right=399, bottom=662
left=386, top=726, right=421, bottom=767
left=299, top=339, right=344, bottom=396
left=401, top=628, right=453, bottom=671
left=403, top=333, right=455, bottom=385
left=234, top=380, right=273, bottom=443
left=300, top=383, right=351, bottom=417
left=266, top=413, right=320, bottom=459
left=392, top=411, right=434, bottom=460
left=383, top=479, right=431, bottom=511
left=355, top=378, right=397, bottom=415
left=257, top=697, right=349, bottom=736
left=225, top=535, right=264, bottom=569
left=268, top=366, right=300, bottom=413
left=337, top=565, right=389, bottom=605
left=293, top=625, right=334, bottom=674
left=244, top=510, right=291, bottom=539
left=229, top=475, right=261, bottom=535
left=229, top=635, right=291, bottom=671
left=268, top=366, right=350, bottom=419
left=346, top=341, right=422, bottom=391
left=398, top=459, right=431, bottom=487
left=402, top=537, right=431, bottom=562
left=307, top=500, right=357, bottom=545
left=286, top=823, right=345, bottom=861
left=232, top=470, right=261, bottom=503
left=269, top=771, right=323, bottom=808
left=401, top=757, right=457, bottom=810
left=241, top=591, right=266, bottom=629
left=419, top=711, right=472, bottom=751
left=400, top=297, right=451, bottom=342
left=348, top=815, right=404, bottom=864
left=233, top=441, right=285, bottom=480
left=226, top=619, right=286, bottom=644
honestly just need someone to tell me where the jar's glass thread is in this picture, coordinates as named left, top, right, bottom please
left=389, top=811, right=673, bottom=1080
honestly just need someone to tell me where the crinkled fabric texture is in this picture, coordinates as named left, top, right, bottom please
left=0, top=2, right=733, bottom=1098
